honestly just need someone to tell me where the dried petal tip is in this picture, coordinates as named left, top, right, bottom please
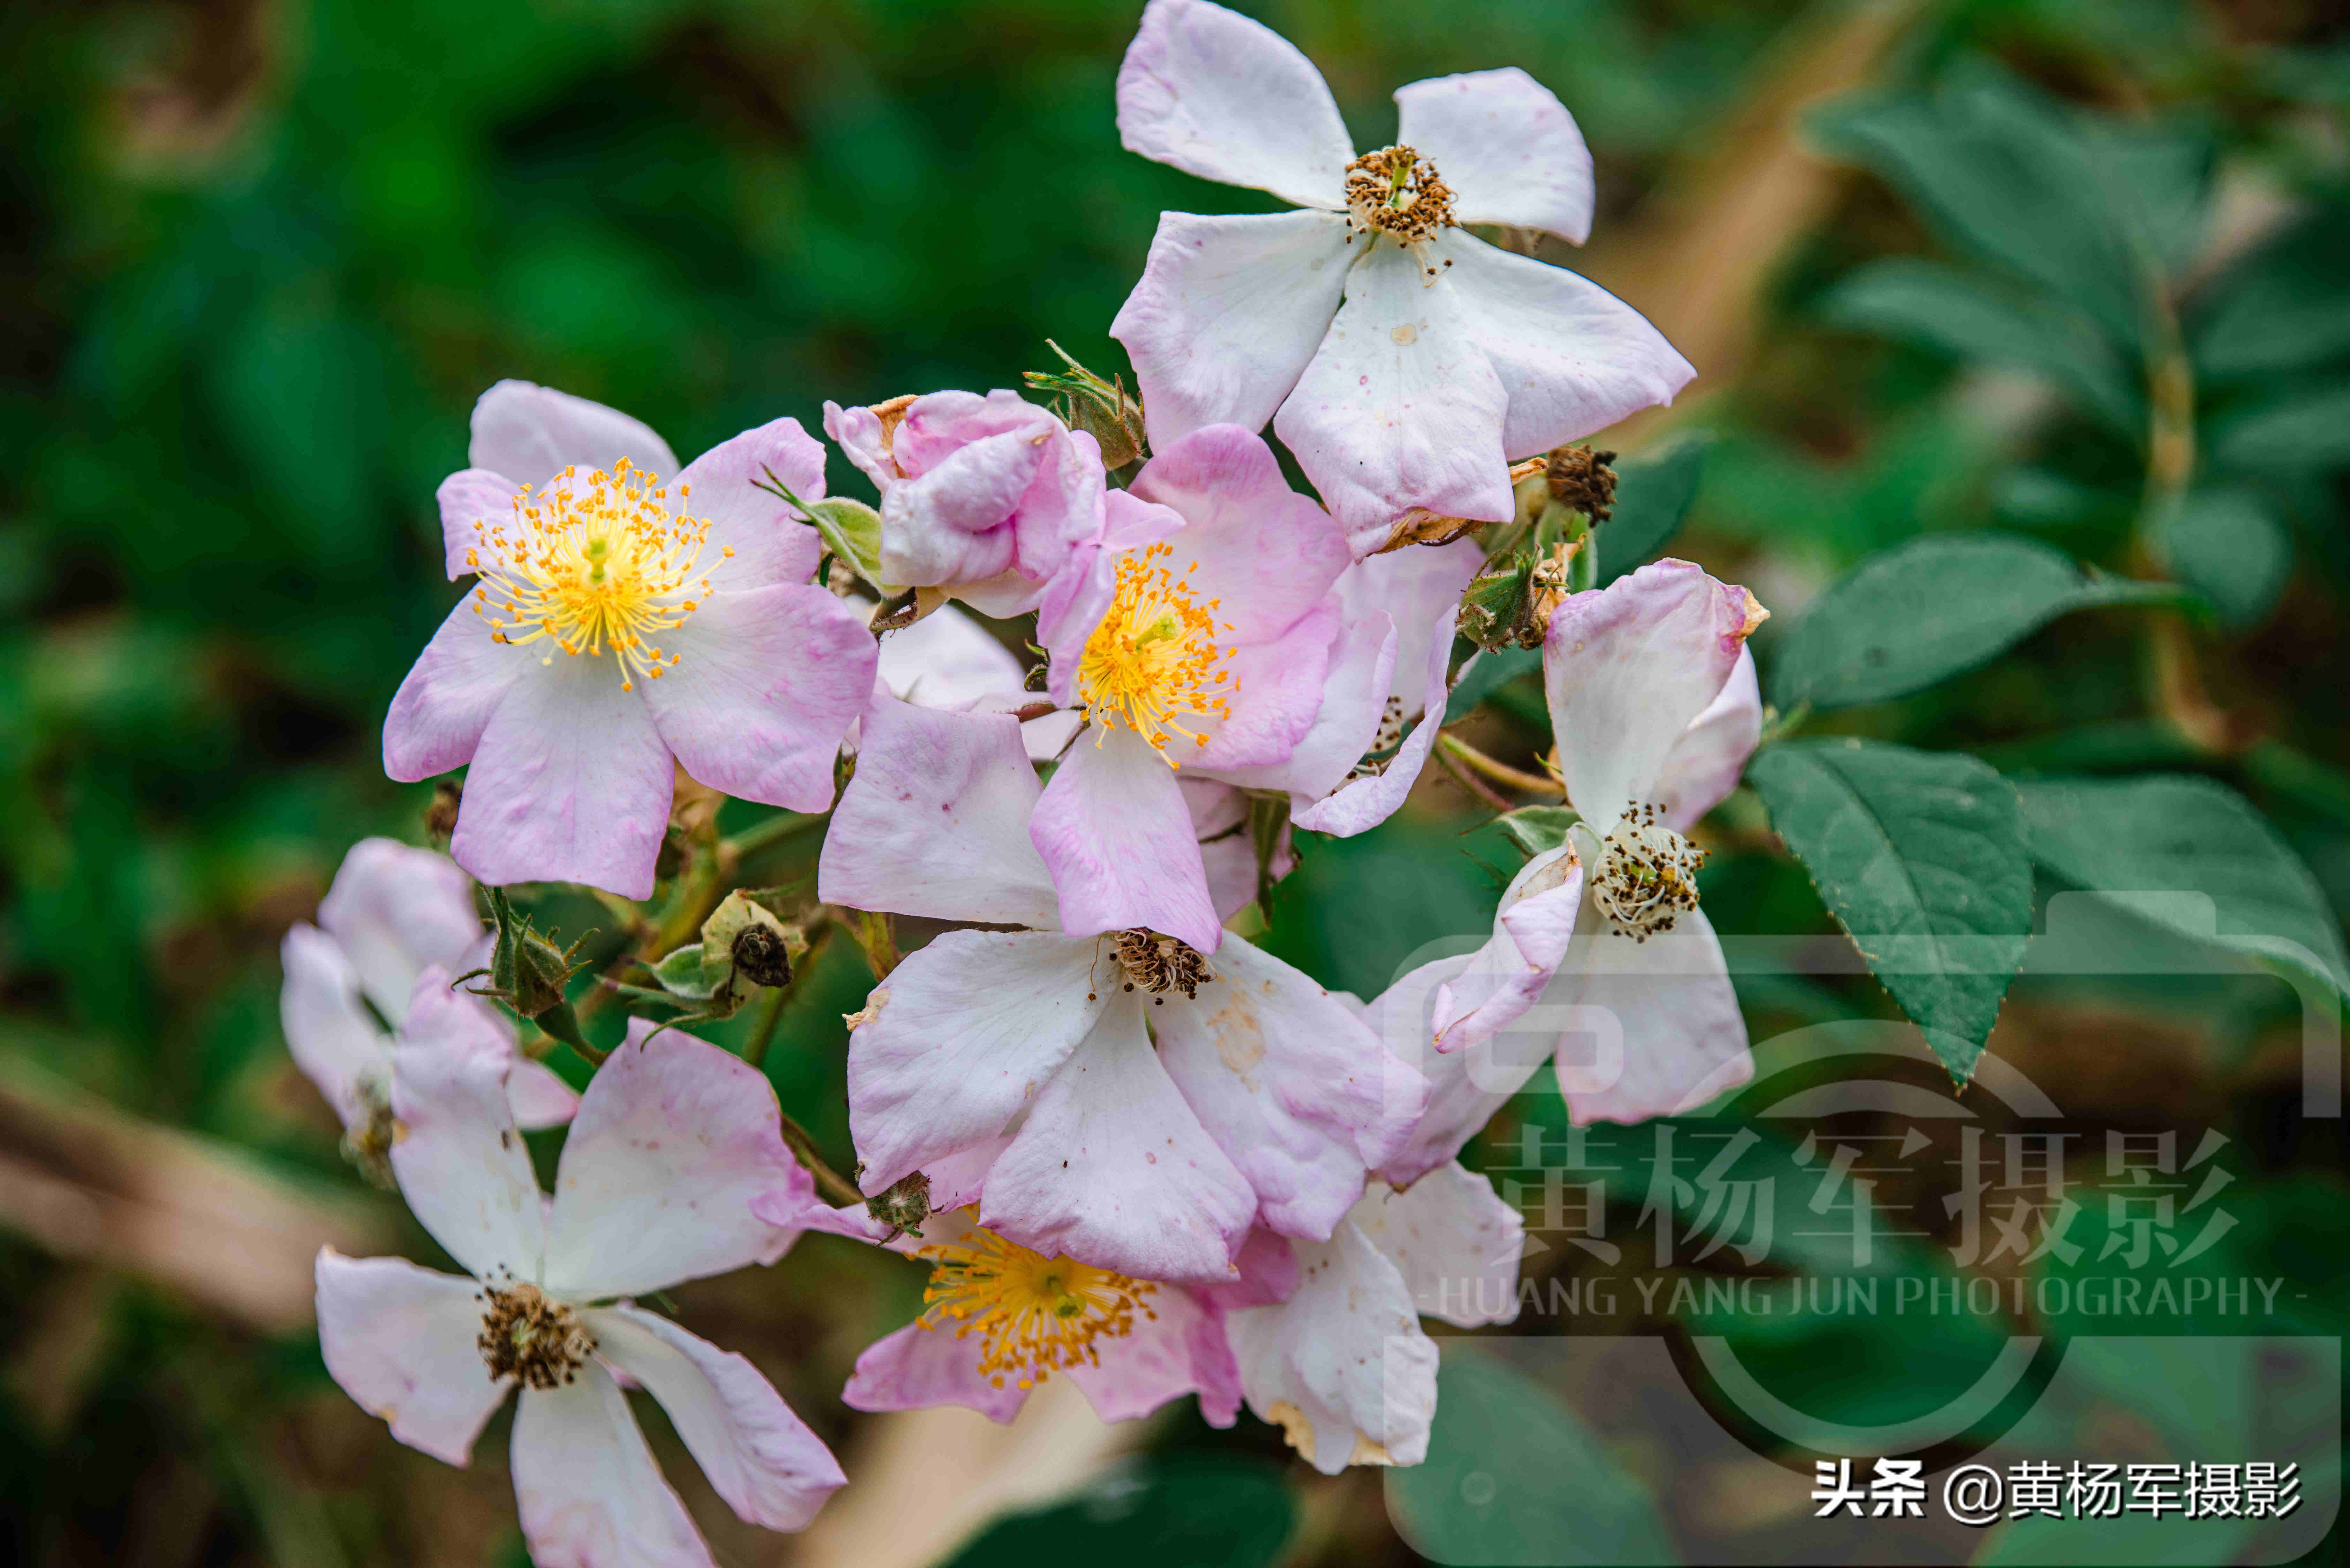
left=424, top=779, right=462, bottom=843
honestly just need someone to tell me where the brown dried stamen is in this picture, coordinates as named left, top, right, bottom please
left=1591, top=804, right=1706, bottom=942
left=477, top=1279, right=595, bottom=1389
left=1344, top=145, right=1457, bottom=246
left=1109, top=930, right=1213, bottom=1001
left=1545, top=445, right=1617, bottom=524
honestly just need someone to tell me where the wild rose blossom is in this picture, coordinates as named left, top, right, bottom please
left=1032, top=423, right=1403, bottom=951
left=1110, top=0, right=1695, bottom=557
left=1376, top=561, right=1766, bottom=1183
left=387, top=381, right=877, bottom=899
left=817, top=696, right=1427, bottom=1284
left=825, top=389, right=1182, bottom=624
left=1228, top=1164, right=1522, bottom=1473
left=316, top=1006, right=847, bottom=1565
left=280, top=837, right=575, bottom=1146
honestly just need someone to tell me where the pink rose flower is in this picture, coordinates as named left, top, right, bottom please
left=316, top=1015, right=848, bottom=1565
left=280, top=837, right=575, bottom=1135
left=388, top=381, right=878, bottom=898
left=1109, top=0, right=1695, bottom=556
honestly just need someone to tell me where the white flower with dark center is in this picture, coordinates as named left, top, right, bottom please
left=1110, top=0, right=1694, bottom=557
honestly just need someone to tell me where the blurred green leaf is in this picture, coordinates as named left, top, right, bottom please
left=2191, top=199, right=2350, bottom=381
left=1497, top=805, right=1579, bottom=859
left=2016, top=774, right=2350, bottom=995
left=1386, top=1347, right=1677, bottom=1567
left=1748, top=740, right=2031, bottom=1079
left=1595, top=435, right=1710, bottom=585
left=945, top=1456, right=1293, bottom=1567
left=1820, top=257, right=2140, bottom=434
left=2158, top=486, right=2292, bottom=627
left=2209, top=385, right=2350, bottom=474
left=1767, top=533, right=2186, bottom=712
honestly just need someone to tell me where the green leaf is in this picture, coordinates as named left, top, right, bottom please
left=2159, top=486, right=2292, bottom=627
left=1748, top=740, right=2032, bottom=1079
left=1820, top=257, right=2140, bottom=435
left=1497, top=805, right=1580, bottom=859
left=1594, top=434, right=1709, bottom=585
left=1767, top=532, right=2186, bottom=711
left=945, top=1456, right=1294, bottom=1568
left=2015, top=773, right=2350, bottom=995
left=802, top=495, right=900, bottom=595
left=2210, top=385, right=2350, bottom=474
left=2190, top=199, right=2350, bottom=381
left=1443, top=645, right=1539, bottom=724
left=1386, top=1347, right=1678, bottom=1567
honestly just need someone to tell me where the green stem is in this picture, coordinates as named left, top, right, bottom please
left=742, top=982, right=789, bottom=1071
left=723, top=810, right=825, bottom=862
left=777, top=1110, right=864, bottom=1208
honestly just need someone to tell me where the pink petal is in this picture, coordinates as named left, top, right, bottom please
left=980, top=998, right=1255, bottom=1284
left=879, top=428, right=1044, bottom=587
left=315, top=1249, right=511, bottom=1466
left=1437, top=232, right=1695, bottom=460
left=1188, top=778, right=1293, bottom=919
left=438, top=468, right=519, bottom=581
left=822, top=400, right=897, bottom=493
left=1152, top=937, right=1426, bottom=1240
left=819, top=699, right=1060, bottom=927
left=1335, top=538, right=1485, bottom=718
left=1275, top=244, right=1515, bottom=560
left=640, top=584, right=874, bottom=814
left=511, top=1364, right=714, bottom=1568
left=468, top=380, right=678, bottom=486
left=1209, top=605, right=1395, bottom=803
left=1393, top=69, right=1595, bottom=243
left=1035, top=489, right=1186, bottom=707
left=842, top=1321, right=1029, bottom=1424
left=671, top=418, right=827, bottom=590
left=280, top=925, right=386, bottom=1128
left=1189, top=598, right=1337, bottom=771
left=1127, top=424, right=1353, bottom=644
left=388, top=973, right=547, bottom=1280
left=447, top=647, right=673, bottom=898
left=1113, top=210, right=1354, bottom=450
left=845, top=931, right=1108, bottom=1192
left=1226, top=1214, right=1437, bottom=1474
left=1653, top=645, right=1761, bottom=833
left=875, top=602, right=1026, bottom=712
left=1366, top=954, right=1548, bottom=1189
left=1067, top=1284, right=1234, bottom=1425
left=889, top=389, right=1055, bottom=478
left=1431, top=846, right=1584, bottom=1053
left=586, top=1305, right=846, bottom=1532
left=1553, top=907, right=1753, bottom=1125
left=540, top=1022, right=805, bottom=1301
left=1291, top=605, right=1458, bottom=837
left=1543, top=558, right=1755, bottom=830
left=1115, top=0, right=1353, bottom=209
left=383, top=597, right=524, bottom=782
left=505, top=1058, right=581, bottom=1131
left=1031, top=728, right=1221, bottom=953
left=1358, top=1165, right=1523, bottom=1328
left=317, top=838, right=483, bottom=1028
left=1209, top=1227, right=1301, bottom=1310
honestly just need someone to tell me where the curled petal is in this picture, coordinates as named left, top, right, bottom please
left=1292, top=605, right=1458, bottom=838
left=1356, top=1165, right=1524, bottom=1328
left=317, top=837, right=482, bottom=1028
left=1366, top=954, right=1548, bottom=1189
left=1431, top=846, right=1585, bottom=1054
left=1653, top=645, right=1761, bottom=834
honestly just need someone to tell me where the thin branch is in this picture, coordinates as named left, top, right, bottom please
left=1432, top=736, right=1513, bottom=813
left=776, top=1110, right=864, bottom=1209
left=1439, top=734, right=1565, bottom=797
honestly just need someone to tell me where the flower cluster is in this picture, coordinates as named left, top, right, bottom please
left=298, top=4, right=1766, bottom=1560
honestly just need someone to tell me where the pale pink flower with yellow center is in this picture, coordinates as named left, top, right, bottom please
left=388, top=381, right=877, bottom=899
left=1109, top=0, right=1694, bottom=557
left=316, top=1014, right=847, bottom=1567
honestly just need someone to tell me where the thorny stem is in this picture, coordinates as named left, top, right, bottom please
left=1439, top=734, right=1565, bottom=797
left=777, top=1109, right=864, bottom=1208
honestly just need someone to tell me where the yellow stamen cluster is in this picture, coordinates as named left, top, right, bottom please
left=915, top=1228, right=1157, bottom=1391
left=466, top=459, right=732, bottom=692
left=1077, top=542, right=1236, bottom=766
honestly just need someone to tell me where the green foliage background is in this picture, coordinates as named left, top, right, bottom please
left=2, top=0, right=2347, bottom=1563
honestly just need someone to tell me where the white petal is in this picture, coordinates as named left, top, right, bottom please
left=1435, top=231, right=1695, bottom=459
left=541, top=1024, right=805, bottom=1301
left=1394, top=69, right=1594, bottom=242
left=388, top=976, right=546, bottom=1281
left=1115, top=0, right=1353, bottom=208
left=469, top=380, right=679, bottom=487
left=817, top=698, right=1060, bottom=929
left=504, top=1058, right=581, bottom=1131
left=1543, top=559, right=1757, bottom=829
left=1356, top=1166, right=1524, bottom=1328
left=316, top=837, right=483, bottom=1027
left=1292, top=604, right=1458, bottom=837
left=279, top=924, right=387, bottom=1129
left=511, top=1364, right=713, bottom=1568
left=1227, top=1215, right=1437, bottom=1473
left=1431, top=845, right=1585, bottom=1053
left=876, top=601, right=1026, bottom=711
left=846, top=931, right=1110, bottom=1192
left=1367, top=953, right=1549, bottom=1188
left=1114, top=210, right=1354, bottom=449
left=1551, top=904, right=1754, bottom=1124
left=1335, top=538, right=1484, bottom=716
left=1276, top=243, right=1515, bottom=559
left=1652, top=645, right=1761, bottom=833
left=586, top=1306, right=845, bottom=1532
left=315, top=1249, right=511, bottom=1467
